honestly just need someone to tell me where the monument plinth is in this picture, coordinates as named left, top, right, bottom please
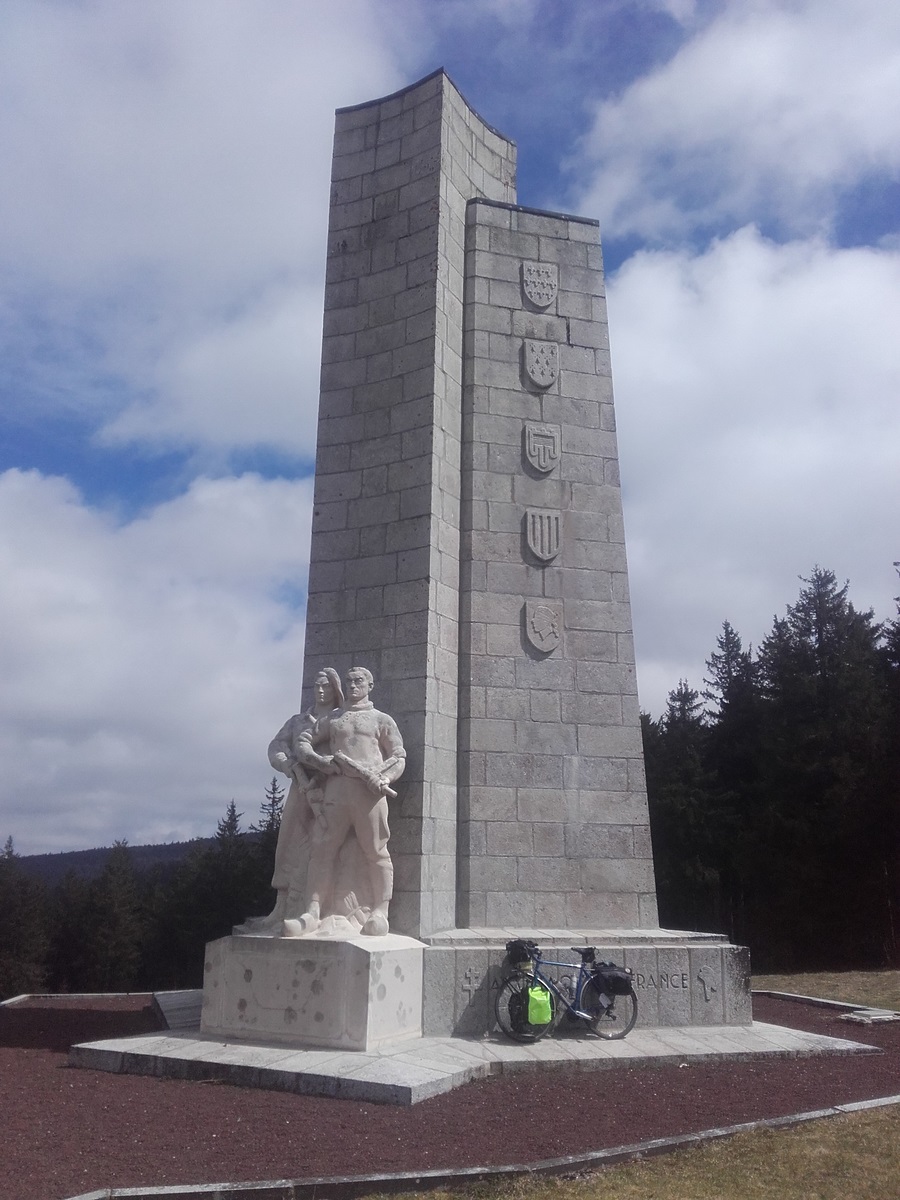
left=201, top=933, right=423, bottom=1052
left=205, top=68, right=750, bottom=1045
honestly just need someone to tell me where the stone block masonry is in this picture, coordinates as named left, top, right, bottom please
left=303, top=69, right=659, bottom=942
left=303, top=71, right=516, bottom=939
left=457, top=199, right=657, bottom=931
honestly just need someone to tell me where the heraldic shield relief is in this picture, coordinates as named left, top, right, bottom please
left=524, top=601, right=562, bottom=653
left=523, top=339, right=559, bottom=388
left=524, top=422, right=561, bottom=474
left=525, top=508, right=562, bottom=561
left=522, top=261, right=558, bottom=309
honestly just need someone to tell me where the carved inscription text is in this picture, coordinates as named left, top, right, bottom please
left=633, top=971, right=690, bottom=991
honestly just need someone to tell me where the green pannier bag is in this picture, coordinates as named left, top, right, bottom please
left=527, top=984, right=552, bottom=1025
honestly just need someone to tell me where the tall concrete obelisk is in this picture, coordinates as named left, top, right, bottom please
left=301, top=70, right=657, bottom=940
left=302, top=71, right=747, bottom=1035
left=303, top=68, right=655, bottom=939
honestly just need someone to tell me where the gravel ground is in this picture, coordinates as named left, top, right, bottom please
left=1, top=993, right=898, bottom=1200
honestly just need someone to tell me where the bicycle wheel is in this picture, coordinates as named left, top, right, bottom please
left=494, top=974, right=555, bottom=1042
left=580, top=977, right=638, bottom=1039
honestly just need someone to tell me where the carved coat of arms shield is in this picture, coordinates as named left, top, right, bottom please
left=523, top=339, right=559, bottom=389
left=524, top=423, right=561, bottom=474
left=522, top=262, right=558, bottom=309
left=524, top=601, right=562, bottom=654
left=525, top=508, right=562, bottom=561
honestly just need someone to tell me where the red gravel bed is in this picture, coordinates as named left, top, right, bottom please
left=1, top=995, right=898, bottom=1200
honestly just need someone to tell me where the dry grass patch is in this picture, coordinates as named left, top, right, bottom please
left=753, top=970, right=900, bottom=1011
left=395, top=1106, right=900, bottom=1200
left=562, top=1108, right=900, bottom=1199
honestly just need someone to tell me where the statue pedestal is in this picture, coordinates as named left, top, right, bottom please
left=201, top=933, right=424, bottom=1052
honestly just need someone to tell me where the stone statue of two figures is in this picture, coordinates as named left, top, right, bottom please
left=237, top=666, right=406, bottom=939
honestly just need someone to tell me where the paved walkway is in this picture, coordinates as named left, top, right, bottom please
left=69, top=1020, right=877, bottom=1106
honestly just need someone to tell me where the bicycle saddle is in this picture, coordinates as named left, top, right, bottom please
left=571, top=946, right=596, bottom=962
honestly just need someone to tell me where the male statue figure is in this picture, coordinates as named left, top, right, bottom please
left=290, top=666, right=406, bottom=937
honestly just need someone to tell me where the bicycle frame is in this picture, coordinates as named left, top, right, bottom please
left=527, top=950, right=598, bottom=1019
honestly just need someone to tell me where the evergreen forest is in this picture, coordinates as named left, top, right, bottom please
left=0, top=566, right=897, bottom=999
left=645, top=567, right=900, bottom=971
left=0, top=783, right=285, bottom=1000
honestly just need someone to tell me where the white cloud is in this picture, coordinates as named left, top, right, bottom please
left=609, top=226, right=900, bottom=711
left=650, top=0, right=699, bottom=23
left=100, top=283, right=325, bottom=456
left=0, top=1, right=410, bottom=290
left=461, top=0, right=542, bottom=27
left=574, top=0, right=900, bottom=239
left=0, top=0, right=422, bottom=454
left=0, top=468, right=314, bottom=853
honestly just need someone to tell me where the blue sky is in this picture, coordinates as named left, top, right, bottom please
left=2, top=0, right=898, bottom=854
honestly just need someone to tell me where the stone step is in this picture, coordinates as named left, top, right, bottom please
left=152, top=989, right=203, bottom=1030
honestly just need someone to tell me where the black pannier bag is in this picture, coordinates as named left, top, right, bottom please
left=593, top=960, right=634, bottom=995
left=505, top=939, right=538, bottom=966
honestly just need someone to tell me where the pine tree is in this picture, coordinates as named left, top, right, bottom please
left=86, top=841, right=144, bottom=991
left=644, top=681, right=720, bottom=931
left=704, top=622, right=755, bottom=718
left=46, top=870, right=95, bottom=991
left=0, top=849, right=50, bottom=998
left=254, top=777, right=284, bottom=833
left=703, top=622, right=763, bottom=946
left=252, top=776, right=284, bottom=861
left=147, top=801, right=263, bottom=986
left=755, top=567, right=888, bottom=967
left=44, top=843, right=148, bottom=992
left=216, top=800, right=243, bottom=842
left=875, top=564, right=900, bottom=965
left=665, top=679, right=706, bottom=729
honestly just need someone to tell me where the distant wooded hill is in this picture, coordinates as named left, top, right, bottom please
left=15, top=839, right=220, bottom=887
left=1, top=794, right=283, bottom=1000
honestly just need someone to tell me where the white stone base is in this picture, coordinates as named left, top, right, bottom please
left=70, top=1020, right=877, bottom=1106
left=201, top=933, right=424, bottom=1052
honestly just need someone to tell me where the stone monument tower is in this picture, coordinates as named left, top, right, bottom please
left=204, top=69, right=748, bottom=1046
left=305, top=70, right=655, bottom=935
left=297, top=69, right=747, bottom=1035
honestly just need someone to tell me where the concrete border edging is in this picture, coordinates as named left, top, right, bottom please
left=752, top=990, right=900, bottom=1024
left=63, top=1092, right=900, bottom=1200
left=1, top=992, right=152, bottom=1004
left=753, top=989, right=896, bottom=1012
